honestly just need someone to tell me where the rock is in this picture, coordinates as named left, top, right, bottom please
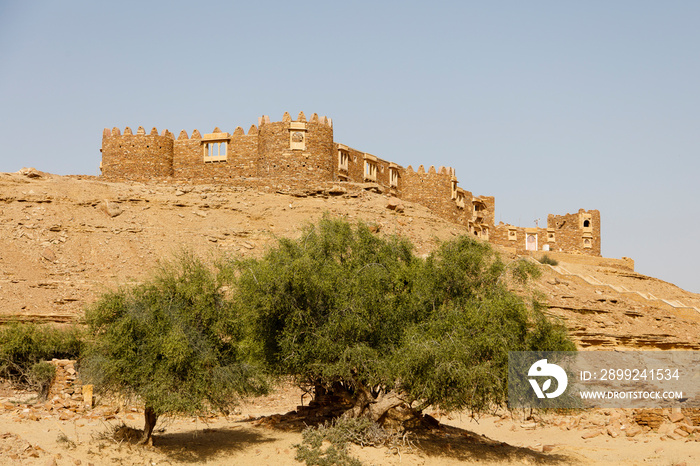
left=328, top=186, right=346, bottom=195
left=41, top=247, right=57, bottom=263
left=581, top=430, right=601, bottom=439
left=242, top=241, right=254, bottom=250
left=101, top=200, right=123, bottom=218
left=18, top=167, right=44, bottom=178
left=542, top=444, right=556, bottom=452
left=657, top=422, right=676, bottom=436
left=625, top=424, right=642, bottom=437
left=669, top=411, right=685, bottom=423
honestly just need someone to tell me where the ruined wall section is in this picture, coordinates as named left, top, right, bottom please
left=548, top=209, right=601, bottom=256
left=101, top=127, right=173, bottom=180
left=491, top=225, right=550, bottom=255
left=491, top=208, right=600, bottom=256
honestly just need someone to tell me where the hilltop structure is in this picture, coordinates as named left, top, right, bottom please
left=100, top=111, right=600, bottom=256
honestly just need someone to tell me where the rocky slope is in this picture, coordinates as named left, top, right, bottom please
left=1, top=168, right=698, bottom=350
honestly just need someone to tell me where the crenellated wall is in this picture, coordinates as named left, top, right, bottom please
left=100, top=112, right=601, bottom=256
left=257, top=112, right=334, bottom=184
left=401, top=164, right=458, bottom=221
left=101, top=126, right=173, bottom=179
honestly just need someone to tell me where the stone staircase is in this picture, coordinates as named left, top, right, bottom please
left=543, top=263, right=700, bottom=316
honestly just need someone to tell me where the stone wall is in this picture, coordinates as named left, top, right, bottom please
left=99, top=112, right=602, bottom=257
left=172, top=127, right=259, bottom=180
left=549, top=209, right=601, bottom=256
left=101, top=127, right=173, bottom=180
left=257, top=112, right=334, bottom=184
left=401, top=165, right=458, bottom=222
left=491, top=209, right=601, bottom=256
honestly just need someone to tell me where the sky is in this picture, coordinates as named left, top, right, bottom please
left=0, top=1, right=698, bottom=293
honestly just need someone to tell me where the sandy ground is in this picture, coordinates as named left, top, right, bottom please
left=1, top=381, right=699, bottom=466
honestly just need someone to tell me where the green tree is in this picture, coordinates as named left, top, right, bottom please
left=230, top=217, right=573, bottom=426
left=83, top=254, right=267, bottom=444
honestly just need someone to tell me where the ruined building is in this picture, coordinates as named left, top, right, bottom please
left=100, top=111, right=600, bottom=256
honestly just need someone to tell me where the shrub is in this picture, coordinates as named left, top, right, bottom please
left=0, top=323, right=83, bottom=386
left=538, top=254, right=559, bottom=266
left=29, top=362, right=56, bottom=400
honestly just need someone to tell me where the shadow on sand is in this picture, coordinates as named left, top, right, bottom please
left=412, top=423, right=571, bottom=464
left=126, top=425, right=278, bottom=464
left=251, top=410, right=573, bottom=464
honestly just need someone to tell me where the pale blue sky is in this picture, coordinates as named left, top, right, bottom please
left=1, top=1, right=698, bottom=292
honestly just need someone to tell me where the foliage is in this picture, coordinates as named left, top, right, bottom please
left=295, top=420, right=364, bottom=466
left=0, top=323, right=83, bottom=386
left=537, top=254, right=559, bottom=266
left=82, top=253, right=268, bottom=441
left=295, top=409, right=414, bottom=465
left=229, top=216, right=574, bottom=422
left=29, top=361, right=56, bottom=400
left=510, top=258, right=542, bottom=284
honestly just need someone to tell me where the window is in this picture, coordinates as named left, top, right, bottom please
left=203, top=141, right=228, bottom=163
left=508, top=229, right=517, bottom=241
left=363, top=154, right=378, bottom=182
left=338, top=150, right=349, bottom=173
left=389, top=165, right=399, bottom=188
left=289, top=122, right=307, bottom=150
left=581, top=214, right=592, bottom=231
left=451, top=180, right=457, bottom=200
left=455, top=190, right=465, bottom=208
left=202, top=131, right=230, bottom=163
left=364, top=160, right=377, bottom=182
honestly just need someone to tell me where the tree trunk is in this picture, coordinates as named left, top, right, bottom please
left=342, top=386, right=406, bottom=424
left=342, top=384, right=374, bottom=419
left=137, top=406, right=158, bottom=445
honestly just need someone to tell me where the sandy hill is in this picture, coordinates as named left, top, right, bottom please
left=1, top=168, right=698, bottom=351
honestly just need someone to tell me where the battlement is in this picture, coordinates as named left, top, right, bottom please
left=99, top=112, right=601, bottom=256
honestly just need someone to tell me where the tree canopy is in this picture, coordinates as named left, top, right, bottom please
left=229, top=216, right=574, bottom=425
left=83, top=254, right=268, bottom=444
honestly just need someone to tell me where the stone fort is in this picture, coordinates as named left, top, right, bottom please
left=100, top=111, right=600, bottom=256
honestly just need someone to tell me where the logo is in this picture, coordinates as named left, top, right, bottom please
left=528, top=359, right=568, bottom=399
